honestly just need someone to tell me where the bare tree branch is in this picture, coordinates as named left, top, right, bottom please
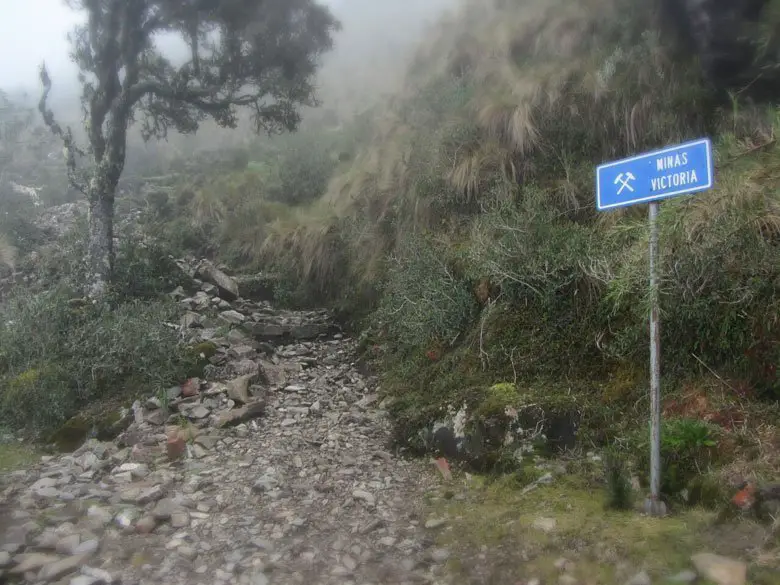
left=37, top=64, right=88, bottom=194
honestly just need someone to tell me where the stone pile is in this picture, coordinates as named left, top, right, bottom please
left=0, top=266, right=453, bottom=585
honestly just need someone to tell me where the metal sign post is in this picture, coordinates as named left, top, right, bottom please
left=647, top=201, right=664, bottom=516
left=596, top=138, right=714, bottom=517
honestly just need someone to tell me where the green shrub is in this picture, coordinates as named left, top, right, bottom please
left=0, top=286, right=197, bottom=434
left=632, top=417, right=720, bottom=499
left=111, top=237, right=187, bottom=301
left=266, top=133, right=338, bottom=206
left=373, top=231, right=477, bottom=352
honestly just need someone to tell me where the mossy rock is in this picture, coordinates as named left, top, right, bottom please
left=93, top=409, right=130, bottom=442
left=190, top=341, right=218, bottom=359
left=48, top=416, right=91, bottom=452
left=474, top=382, right=520, bottom=419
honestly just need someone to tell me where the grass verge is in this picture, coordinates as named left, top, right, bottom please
left=425, top=472, right=779, bottom=585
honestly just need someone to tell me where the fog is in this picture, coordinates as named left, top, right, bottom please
left=0, top=0, right=459, bottom=154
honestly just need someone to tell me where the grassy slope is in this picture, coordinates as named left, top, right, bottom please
left=259, top=0, right=779, bottom=435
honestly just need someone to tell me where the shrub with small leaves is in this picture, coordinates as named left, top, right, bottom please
left=0, top=286, right=197, bottom=434
left=631, top=417, right=721, bottom=499
left=373, top=232, right=477, bottom=352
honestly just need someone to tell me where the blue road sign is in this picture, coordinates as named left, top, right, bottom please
left=596, top=138, right=714, bottom=211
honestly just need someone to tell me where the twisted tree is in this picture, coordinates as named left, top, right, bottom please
left=39, top=0, right=340, bottom=297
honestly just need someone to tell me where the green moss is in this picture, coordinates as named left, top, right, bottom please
left=429, top=474, right=716, bottom=584
left=92, top=409, right=126, bottom=442
left=47, top=416, right=91, bottom=452
left=0, top=443, right=40, bottom=471
left=190, top=341, right=218, bottom=359
left=475, top=382, right=520, bottom=418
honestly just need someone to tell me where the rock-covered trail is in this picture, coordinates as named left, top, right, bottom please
left=0, top=264, right=454, bottom=585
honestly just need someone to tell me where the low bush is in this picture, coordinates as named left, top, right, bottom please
left=265, top=132, right=339, bottom=207
left=373, top=231, right=478, bottom=353
left=0, top=285, right=197, bottom=435
left=630, top=417, right=721, bottom=499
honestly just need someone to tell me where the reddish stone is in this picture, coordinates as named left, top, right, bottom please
left=180, top=378, right=199, bottom=398
left=166, top=431, right=187, bottom=461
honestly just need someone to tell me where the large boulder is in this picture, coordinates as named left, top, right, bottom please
left=195, top=260, right=239, bottom=301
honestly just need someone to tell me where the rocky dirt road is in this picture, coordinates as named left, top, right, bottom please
left=0, top=275, right=453, bottom=585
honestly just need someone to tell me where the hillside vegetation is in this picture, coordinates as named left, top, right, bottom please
left=134, top=0, right=780, bottom=493
left=1, top=0, right=778, bottom=514
left=253, top=0, right=780, bottom=466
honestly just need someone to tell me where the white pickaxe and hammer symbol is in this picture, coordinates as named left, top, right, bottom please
left=614, top=172, right=635, bottom=195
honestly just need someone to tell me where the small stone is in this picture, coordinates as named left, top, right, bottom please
left=430, top=548, right=450, bottom=563
left=226, top=375, right=253, bottom=404
left=424, top=518, right=447, bottom=529
left=194, top=435, right=218, bottom=450
left=145, top=397, right=162, bottom=410
left=152, top=498, right=176, bottom=521
left=559, top=576, right=578, bottom=585
left=114, top=510, right=137, bottom=529
left=342, top=554, right=357, bottom=571
left=401, top=558, right=417, bottom=571
left=145, top=410, right=166, bottom=425
left=55, top=534, right=81, bottom=555
left=554, top=558, right=574, bottom=572
left=9, top=553, right=60, bottom=574
left=86, top=506, right=113, bottom=525
left=167, top=431, right=187, bottom=461
left=80, top=566, right=114, bottom=584
left=0, top=551, right=10, bottom=568
left=668, top=570, right=698, bottom=583
left=187, top=405, right=211, bottom=420
left=219, top=310, right=245, bottom=325
left=166, top=385, right=183, bottom=401
left=114, top=462, right=149, bottom=479
left=137, top=484, right=166, bottom=505
left=177, top=546, right=198, bottom=560
left=691, top=553, right=747, bottom=585
left=249, top=571, right=269, bottom=585
left=135, top=516, right=158, bottom=534
left=352, top=490, right=375, bottom=506
left=38, top=553, right=93, bottom=581
left=35, top=531, right=61, bottom=550
left=171, top=511, right=190, bottom=528
left=70, top=576, right=102, bottom=585
left=72, top=540, right=99, bottom=556
left=626, top=571, right=652, bottom=585
left=533, top=517, right=557, bottom=533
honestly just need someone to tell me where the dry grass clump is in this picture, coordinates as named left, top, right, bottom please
left=263, top=0, right=709, bottom=267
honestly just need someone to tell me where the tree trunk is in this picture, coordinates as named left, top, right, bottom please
left=85, top=185, right=115, bottom=298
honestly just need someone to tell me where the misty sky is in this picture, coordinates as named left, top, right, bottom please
left=0, top=0, right=84, bottom=92
left=0, top=0, right=351, bottom=93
